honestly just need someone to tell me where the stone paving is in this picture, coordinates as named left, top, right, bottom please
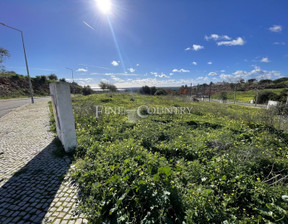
left=0, top=100, right=87, bottom=224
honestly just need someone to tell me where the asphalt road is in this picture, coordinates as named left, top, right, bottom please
left=0, top=97, right=50, bottom=118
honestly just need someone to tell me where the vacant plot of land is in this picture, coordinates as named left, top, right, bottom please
left=70, top=93, right=288, bottom=223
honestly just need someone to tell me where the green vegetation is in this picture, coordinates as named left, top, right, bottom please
left=0, top=72, right=84, bottom=99
left=70, top=93, right=288, bottom=223
left=0, top=47, right=10, bottom=71
left=212, top=89, right=287, bottom=104
left=99, top=81, right=117, bottom=92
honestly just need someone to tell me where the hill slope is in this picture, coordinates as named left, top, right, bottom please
left=0, top=72, right=83, bottom=98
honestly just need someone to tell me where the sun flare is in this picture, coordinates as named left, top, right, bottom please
left=96, top=0, right=112, bottom=14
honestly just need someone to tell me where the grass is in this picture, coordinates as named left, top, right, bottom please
left=211, top=88, right=286, bottom=103
left=69, top=93, right=288, bottom=223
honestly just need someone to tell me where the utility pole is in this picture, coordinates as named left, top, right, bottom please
left=209, top=82, right=212, bottom=102
left=0, top=22, right=34, bottom=103
left=233, top=84, right=236, bottom=104
left=65, top=67, right=75, bottom=95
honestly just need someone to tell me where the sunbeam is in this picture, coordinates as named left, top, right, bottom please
left=106, top=15, right=127, bottom=73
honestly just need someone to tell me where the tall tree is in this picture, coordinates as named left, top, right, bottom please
left=0, top=47, right=10, bottom=70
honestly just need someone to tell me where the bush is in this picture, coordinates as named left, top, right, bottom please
left=72, top=139, right=184, bottom=223
left=48, top=74, right=58, bottom=81
left=82, top=85, right=94, bottom=95
left=219, top=92, right=228, bottom=101
left=154, top=89, right=167, bottom=95
left=140, top=85, right=151, bottom=95
left=256, top=91, right=279, bottom=104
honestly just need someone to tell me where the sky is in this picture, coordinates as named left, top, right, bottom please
left=0, top=0, right=288, bottom=88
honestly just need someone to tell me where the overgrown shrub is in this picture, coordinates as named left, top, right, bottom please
left=256, top=91, right=279, bottom=104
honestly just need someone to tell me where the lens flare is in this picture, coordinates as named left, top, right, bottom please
left=96, top=0, right=112, bottom=14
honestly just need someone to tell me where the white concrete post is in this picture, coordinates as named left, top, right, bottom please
left=49, top=82, right=77, bottom=153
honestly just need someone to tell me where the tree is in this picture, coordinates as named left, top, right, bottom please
left=107, top=83, right=117, bottom=92
left=140, top=86, right=151, bottom=94
left=259, top=79, right=272, bottom=84
left=247, top=78, right=256, bottom=83
left=34, top=75, right=47, bottom=84
left=256, top=91, right=278, bottom=104
left=48, top=74, right=58, bottom=81
left=150, top=86, right=157, bottom=95
left=59, top=78, right=66, bottom=82
left=154, top=89, right=167, bottom=95
left=0, top=47, right=10, bottom=70
left=99, top=81, right=108, bottom=90
left=99, top=82, right=117, bottom=92
left=82, top=85, right=94, bottom=95
left=219, top=92, right=228, bottom=102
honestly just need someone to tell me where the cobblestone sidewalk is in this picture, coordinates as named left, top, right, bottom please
left=0, top=100, right=87, bottom=224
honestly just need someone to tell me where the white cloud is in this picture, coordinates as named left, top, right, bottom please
left=220, top=70, right=225, bottom=73
left=67, top=78, right=94, bottom=86
left=76, top=68, right=88, bottom=72
left=185, top=47, right=191, bottom=51
left=101, top=78, right=109, bottom=83
left=155, top=73, right=169, bottom=78
left=205, top=34, right=231, bottom=41
left=111, top=75, right=124, bottom=82
left=192, top=44, right=204, bottom=51
left=273, top=41, right=286, bottom=45
left=269, top=25, right=282, bottom=32
left=111, top=61, right=119, bottom=66
left=114, top=78, right=198, bottom=88
left=104, top=72, right=138, bottom=77
left=197, top=76, right=209, bottom=82
left=192, top=61, right=197, bottom=66
left=217, top=37, right=245, bottom=46
left=261, top=57, right=270, bottom=63
left=208, top=72, right=217, bottom=76
left=128, top=68, right=135, bottom=73
left=207, top=61, right=213, bottom=65
left=172, top=68, right=190, bottom=73
left=150, top=72, right=169, bottom=78
left=219, top=66, right=281, bottom=82
left=83, top=21, right=95, bottom=30
left=136, top=64, right=140, bottom=67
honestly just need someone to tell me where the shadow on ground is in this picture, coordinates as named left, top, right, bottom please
left=0, top=139, right=72, bottom=224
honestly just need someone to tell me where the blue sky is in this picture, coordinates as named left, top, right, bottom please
left=1, top=0, right=288, bottom=88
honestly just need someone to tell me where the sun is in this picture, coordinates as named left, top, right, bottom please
left=96, top=0, right=112, bottom=14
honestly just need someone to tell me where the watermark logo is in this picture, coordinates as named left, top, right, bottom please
left=136, top=105, right=192, bottom=118
left=95, top=105, right=193, bottom=120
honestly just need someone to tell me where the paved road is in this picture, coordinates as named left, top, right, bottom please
left=0, top=97, right=50, bottom=118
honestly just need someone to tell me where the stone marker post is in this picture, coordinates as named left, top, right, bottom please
left=49, top=82, right=77, bottom=153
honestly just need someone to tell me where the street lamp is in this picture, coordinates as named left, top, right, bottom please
left=0, top=22, right=34, bottom=103
left=65, top=67, right=75, bottom=94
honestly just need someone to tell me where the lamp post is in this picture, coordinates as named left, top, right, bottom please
left=0, top=22, right=34, bottom=103
left=65, top=67, right=75, bottom=94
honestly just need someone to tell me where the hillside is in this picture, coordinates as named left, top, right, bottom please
left=0, top=72, right=83, bottom=99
